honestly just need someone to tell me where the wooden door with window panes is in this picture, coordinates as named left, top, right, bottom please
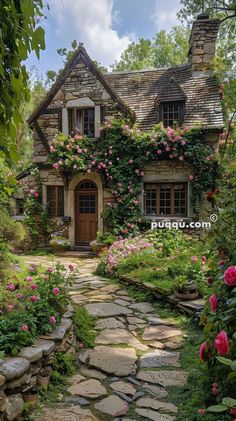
left=75, top=181, right=98, bottom=244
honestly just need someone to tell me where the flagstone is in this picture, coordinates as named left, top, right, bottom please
left=85, top=303, right=133, bottom=317
left=140, top=350, right=180, bottom=368
left=136, top=397, right=178, bottom=414
left=129, top=302, right=155, bottom=313
left=88, top=346, right=137, bottom=376
left=143, top=384, right=168, bottom=398
left=94, top=395, right=128, bottom=417
left=95, top=328, right=148, bottom=351
left=114, top=299, right=131, bottom=306
left=135, top=408, right=175, bottom=421
left=80, top=367, right=106, bottom=380
left=36, top=406, right=99, bottom=421
left=142, top=325, right=182, bottom=341
left=137, top=370, right=187, bottom=387
left=68, top=379, right=107, bottom=399
left=95, top=318, right=126, bottom=330
left=110, top=380, right=136, bottom=396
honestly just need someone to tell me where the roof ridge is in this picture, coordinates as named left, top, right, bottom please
left=105, top=63, right=190, bottom=76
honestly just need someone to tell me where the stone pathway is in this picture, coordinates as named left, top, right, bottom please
left=36, top=257, right=187, bottom=421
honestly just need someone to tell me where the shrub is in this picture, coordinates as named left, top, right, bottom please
left=0, top=262, right=76, bottom=355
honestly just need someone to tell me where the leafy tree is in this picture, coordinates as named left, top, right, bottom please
left=0, top=0, right=45, bottom=162
left=46, top=40, right=108, bottom=87
left=16, top=74, right=47, bottom=170
left=152, top=26, right=190, bottom=68
left=111, top=27, right=190, bottom=72
left=111, top=38, right=153, bottom=72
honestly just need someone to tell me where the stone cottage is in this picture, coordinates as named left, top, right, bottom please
left=16, top=14, right=223, bottom=247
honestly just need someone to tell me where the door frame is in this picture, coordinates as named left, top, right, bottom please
left=66, top=173, right=104, bottom=247
left=75, top=180, right=98, bottom=245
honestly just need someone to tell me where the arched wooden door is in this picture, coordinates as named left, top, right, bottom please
left=75, top=180, right=98, bottom=244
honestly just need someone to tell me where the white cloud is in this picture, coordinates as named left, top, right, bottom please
left=47, top=0, right=133, bottom=68
left=151, top=0, right=180, bottom=31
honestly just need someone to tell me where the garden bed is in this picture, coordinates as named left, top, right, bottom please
left=0, top=305, right=76, bottom=420
left=119, top=274, right=205, bottom=316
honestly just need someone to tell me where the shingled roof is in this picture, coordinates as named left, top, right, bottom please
left=105, top=64, right=224, bottom=131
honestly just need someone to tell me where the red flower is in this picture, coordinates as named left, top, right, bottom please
left=209, top=294, right=218, bottom=312
left=199, top=341, right=207, bottom=361
left=224, top=266, right=236, bottom=286
left=30, top=295, right=39, bottom=302
left=201, top=256, right=207, bottom=264
left=52, top=287, right=60, bottom=295
left=207, top=276, right=214, bottom=285
left=214, top=330, right=230, bottom=355
left=22, top=324, right=28, bottom=331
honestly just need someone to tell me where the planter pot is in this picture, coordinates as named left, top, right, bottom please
left=23, top=391, right=39, bottom=409
left=90, top=240, right=105, bottom=254
left=174, top=281, right=199, bottom=301
left=38, top=375, right=50, bottom=390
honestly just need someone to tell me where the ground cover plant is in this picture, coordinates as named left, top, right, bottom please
left=96, top=229, right=211, bottom=297
left=0, top=262, right=76, bottom=355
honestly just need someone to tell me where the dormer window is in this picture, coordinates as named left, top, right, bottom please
left=68, top=108, right=95, bottom=137
left=159, top=101, right=185, bottom=128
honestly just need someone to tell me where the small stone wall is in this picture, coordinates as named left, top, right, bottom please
left=0, top=306, right=76, bottom=421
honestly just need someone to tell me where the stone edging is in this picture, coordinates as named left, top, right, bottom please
left=119, top=275, right=205, bottom=316
left=0, top=305, right=76, bottom=421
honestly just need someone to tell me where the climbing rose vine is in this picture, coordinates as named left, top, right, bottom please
left=50, top=119, right=220, bottom=234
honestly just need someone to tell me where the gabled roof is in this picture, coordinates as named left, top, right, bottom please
left=28, top=45, right=133, bottom=126
left=105, top=65, right=224, bottom=131
left=156, top=77, right=187, bottom=103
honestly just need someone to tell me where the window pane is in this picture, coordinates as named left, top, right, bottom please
left=84, top=109, right=95, bottom=137
left=57, top=187, right=64, bottom=216
left=174, top=185, right=186, bottom=216
left=145, top=188, right=156, bottom=215
left=160, top=102, right=183, bottom=127
left=47, top=187, right=57, bottom=217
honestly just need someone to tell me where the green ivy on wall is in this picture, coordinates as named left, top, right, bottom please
left=49, top=120, right=221, bottom=234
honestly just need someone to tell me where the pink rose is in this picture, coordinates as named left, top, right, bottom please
left=199, top=341, right=207, bottom=362
left=47, top=267, right=54, bottom=273
left=29, top=265, right=36, bottom=273
left=30, top=295, right=39, bottom=302
left=207, top=276, right=214, bottom=285
left=214, top=330, right=230, bottom=355
left=157, top=149, right=162, bottom=155
left=53, top=163, right=59, bottom=170
left=17, top=293, right=24, bottom=300
left=68, top=264, right=74, bottom=272
left=201, top=256, right=207, bottom=264
left=34, top=192, right=39, bottom=199
left=7, top=284, right=16, bottom=291
left=209, top=294, right=218, bottom=312
left=30, top=283, right=37, bottom=290
left=52, top=287, right=60, bottom=295
left=22, top=324, right=28, bottom=331
left=25, top=276, right=33, bottom=282
left=49, top=316, right=56, bottom=324
left=197, top=409, right=206, bottom=415
left=191, top=256, right=198, bottom=263
left=49, top=145, right=55, bottom=153
left=224, top=266, right=236, bottom=286
left=140, top=171, right=144, bottom=176
left=166, top=146, right=170, bottom=152
left=179, top=156, right=184, bottom=161
left=169, top=154, right=174, bottom=159
left=189, top=175, right=194, bottom=180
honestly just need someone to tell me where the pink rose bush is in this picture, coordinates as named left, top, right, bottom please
left=101, top=237, right=153, bottom=274
left=50, top=120, right=218, bottom=234
left=224, top=266, right=236, bottom=286
left=209, top=294, right=218, bottom=312
left=1, top=263, right=76, bottom=355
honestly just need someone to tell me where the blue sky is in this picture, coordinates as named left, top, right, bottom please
left=26, top=0, right=181, bottom=78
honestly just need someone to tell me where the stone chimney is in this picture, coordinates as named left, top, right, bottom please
left=188, top=14, right=220, bottom=72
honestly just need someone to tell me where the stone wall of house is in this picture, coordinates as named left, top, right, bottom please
left=143, top=160, right=193, bottom=182
left=32, top=59, right=126, bottom=164
left=0, top=306, right=75, bottom=420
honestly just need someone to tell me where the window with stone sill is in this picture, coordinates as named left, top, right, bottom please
left=158, top=101, right=185, bottom=128
left=47, top=186, right=64, bottom=217
left=68, top=108, right=95, bottom=137
left=144, top=183, right=187, bottom=217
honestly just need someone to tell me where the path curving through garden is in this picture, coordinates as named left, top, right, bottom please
left=37, top=257, right=187, bottom=421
